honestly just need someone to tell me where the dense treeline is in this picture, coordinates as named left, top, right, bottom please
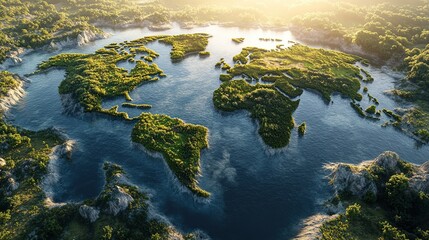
left=131, top=113, right=210, bottom=198
left=406, top=44, right=429, bottom=92
left=290, top=2, right=429, bottom=143
left=292, top=2, right=429, bottom=62
left=0, top=0, right=172, bottom=63
left=0, top=0, right=100, bottom=62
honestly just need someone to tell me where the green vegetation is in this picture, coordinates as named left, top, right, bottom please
left=0, top=120, right=66, bottom=239
left=36, top=34, right=215, bottom=198
left=227, top=45, right=364, bottom=101
left=6, top=161, right=194, bottom=240
left=219, top=74, right=233, bottom=82
left=1, top=70, right=66, bottom=238
left=0, top=72, right=20, bottom=100
left=291, top=2, right=429, bottom=63
left=321, top=153, right=429, bottom=240
left=199, top=51, right=210, bottom=57
left=351, top=102, right=366, bottom=118
left=289, top=2, right=429, bottom=144
left=232, top=38, right=245, bottom=44
left=274, top=79, right=303, bottom=98
left=406, top=44, right=429, bottom=92
left=121, top=103, right=152, bottom=109
left=365, top=105, right=377, bottom=114
left=37, top=52, right=163, bottom=112
left=131, top=113, right=209, bottom=198
left=398, top=108, right=429, bottom=143
left=213, top=80, right=299, bottom=148
left=298, top=122, right=306, bottom=136
left=36, top=34, right=211, bottom=114
left=0, top=70, right=192, bottom=238
left=158, top=33, right=210, bottom=61
left=213, top=44, right=372, bottom=148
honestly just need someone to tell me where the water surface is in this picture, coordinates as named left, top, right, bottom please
left=6, top=24, right=429, bottom=240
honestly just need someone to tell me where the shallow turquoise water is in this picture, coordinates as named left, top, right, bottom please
left=5, top=24, right=429, bottom=239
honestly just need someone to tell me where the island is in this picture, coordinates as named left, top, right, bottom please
left=131, top=113, right=210, bottom=198
left=290, top=3, right=429, bottom=144
left=226, top=44, right=364, bottom=101
left=214, top=45, right=370, bottom=148
left=213, top=80, right=299, bottom=148
left=232, top=38, right=245, bottom=44
left=36, top=33, right=211, bottom=115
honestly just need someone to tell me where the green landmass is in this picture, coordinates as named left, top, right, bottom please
left=158, top=33, right=210, bottom=61
left=320, top=152, right=429, bottom=240
left=0, top=72, right=20, bottom=100
left=219, top=74, right=233, bottom=82
left=232, top=38, right=245, bottom=44
left=0, top=73, right=196, bottom=238
left=273, top=79, right=303, bottom=98
left=36, top=34, right=210, bottom=113
left=290, top=2, right=429, bottom=143
left=227, top=45, right=364, bottom=101
left=131, top=113, right=210, bottom=198
left=2, top=160, right=197, bottom=239
left=36, top=34, right=213, bottom=198
left=213, top=45, right=371, bottom=148
left=298, top=122, right=306, bottom=136
left=383, top=108, right=429, bottom=143
left=121, top=103, right=152, bottom=109
left=0, top=72, right=64, bottom=238
left=213, top=80, right=299, bottom=148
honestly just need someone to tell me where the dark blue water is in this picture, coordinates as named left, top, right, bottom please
left=5, top=24, right=429, bottom=240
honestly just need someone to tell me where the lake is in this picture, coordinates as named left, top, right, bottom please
left=5, top=24, right=429, bottom=240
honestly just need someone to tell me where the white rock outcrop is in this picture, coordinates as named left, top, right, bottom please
left=107, top=185, right=134, bottom=216
left=79, top=205, right=100, bottom=223
left=325, top=151, right=405, bottom=198
left=60, top=93, right=84, bottom=115
left=294, top=214, right=338, bottom=240
left=54, top=140, right=76, bottom=160
left=0, top=48, right=31, bottom=69
left=0, top=75, right=27, bottom=114
left=48, top=29, right=109, bottom=51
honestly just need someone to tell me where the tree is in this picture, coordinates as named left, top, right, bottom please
left=386, top=173, right=412, bottom=214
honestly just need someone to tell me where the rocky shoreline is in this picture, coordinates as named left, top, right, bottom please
left=295, top=151, right=429, bottom=239
left=0, top=29, right=109, bottom=70
left=0, top=74, right=29, bottom=114
left=48, top=29, right=110, bottom=51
